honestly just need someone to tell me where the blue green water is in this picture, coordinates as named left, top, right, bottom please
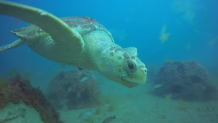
left=0, top=0, right=218, bottom=93
left=1, top=0, right=218, bottom=76
left=0, top=0, right=218, bottom=122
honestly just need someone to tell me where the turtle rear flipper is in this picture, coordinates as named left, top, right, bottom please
left=0, top=1, right=84, bottom=53
left=0, top=39, right=24, bottom=52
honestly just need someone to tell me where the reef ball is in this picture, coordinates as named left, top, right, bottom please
left=154, top=61, right=218, bottom=101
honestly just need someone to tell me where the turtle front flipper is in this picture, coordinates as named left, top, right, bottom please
left=0, top=39, right=24, bottom=52
left=0, top=1, right=84, bottom=53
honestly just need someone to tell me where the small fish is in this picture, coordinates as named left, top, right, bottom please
left=79, top=110, right=93, bottom=119
left=78, top=67, right=83, bottom=70
left=8, top=16, right=20, bottom=26
left=80, top=76, right=89, bottom=82
left=153, top=84, right=163, bottom=89
left=13, top=19, right=19, bottom=26
left=102, top=115, right=116, bottom=123
left=59, top=99, right=69, bottom=106
left=207, top=106, right=215, bottom=111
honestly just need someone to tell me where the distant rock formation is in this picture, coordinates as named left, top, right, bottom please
left=46, top=69, right=100, bottom=110
left=154, top=61, right=218, bottom=101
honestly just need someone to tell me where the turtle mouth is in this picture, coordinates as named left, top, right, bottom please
left=120, top=78, right=138, bottom=88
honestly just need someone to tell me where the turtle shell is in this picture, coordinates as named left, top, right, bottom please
left=11, top=17, right=114, bottom=42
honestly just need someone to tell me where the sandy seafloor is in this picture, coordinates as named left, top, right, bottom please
left=59, top=80, right=218, bottom=123
left=0, top=73, right=218, bottom=123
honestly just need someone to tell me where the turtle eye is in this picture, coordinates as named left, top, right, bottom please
left=128, top=61, right=134, bottom=70
left=125, top=60, right=136, bottom=72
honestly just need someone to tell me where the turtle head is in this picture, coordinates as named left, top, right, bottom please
left=97, top=46, right=147, bottom=88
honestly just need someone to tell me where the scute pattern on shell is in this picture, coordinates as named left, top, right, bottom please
left=11, top=17, right=114, bottom=42
left=61, top=17, right=109, bottom=36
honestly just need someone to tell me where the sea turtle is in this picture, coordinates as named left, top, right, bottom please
left=0, top=1, right=147, bottom=88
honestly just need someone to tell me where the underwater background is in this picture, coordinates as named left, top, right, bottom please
left=0, top=0, right=218, bottom=123
left=0, top=0, right=218, bottom=87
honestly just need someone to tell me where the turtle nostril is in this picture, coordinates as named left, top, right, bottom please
left=145, top=69, right=147, bottom=73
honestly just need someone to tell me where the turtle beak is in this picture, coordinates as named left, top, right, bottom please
left=129, top=67, right=147, bottom=85
left=120, top=67, right=147, bottom=88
